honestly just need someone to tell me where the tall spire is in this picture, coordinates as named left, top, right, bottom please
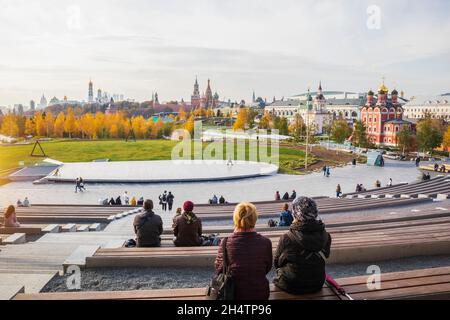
left=318, top=81, right=322, bottom=92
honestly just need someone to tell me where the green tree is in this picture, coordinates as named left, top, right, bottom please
left=352, top=121, right=368, bottom=148
left=397, top=127, right=416, bottom=155
left=331, top=119, right=352, bottom=144
left=416, top=119, right=443, bottom=154
left=273, top=116, right=289, bottom=136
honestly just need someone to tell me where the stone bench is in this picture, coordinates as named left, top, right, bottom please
left=13, top=267, right=450, bottom=300
left=3, top=233, right=27, bottom=245
left=0, top=227, right=42, bottom=235
left=61, top=224, right=77, bottom=233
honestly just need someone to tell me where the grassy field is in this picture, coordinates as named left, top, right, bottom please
left=0, top=139, right=311, bottom=174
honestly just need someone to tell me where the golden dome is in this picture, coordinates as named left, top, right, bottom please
left=378, top=78, right=389, bottom=94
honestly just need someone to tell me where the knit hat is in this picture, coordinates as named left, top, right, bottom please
left=183, top=201, right=194, bottom=212
left=292, top=197, right=319, bottom=222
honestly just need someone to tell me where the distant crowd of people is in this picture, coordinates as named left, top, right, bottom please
left=126, top=196, right=331, bottom=300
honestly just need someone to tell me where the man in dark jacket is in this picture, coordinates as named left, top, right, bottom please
left=167, top=192, right=175, bottom=211
left=133, top=200, right=163, bottom=247
left=173, top=201, right=203, bottom=247
left=273, top=197, right=332, bottom=294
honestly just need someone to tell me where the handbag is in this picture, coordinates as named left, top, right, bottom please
left=205, top=237, right=235, bottom=300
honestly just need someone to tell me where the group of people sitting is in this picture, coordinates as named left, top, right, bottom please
left=434, top=164, right=448, bottom=173
left=422, top=172, right=431, bottom=181
left=209, top=195, right=226, bottom=205
left=275, top=190, right=297, bottom=201
left=16, top=197, right=30, bottom=207
left=100, top=191, right=144, bottom=206
left=131, top=199, right=220, bottom=247
left=129, top=196, right=332, bottom=299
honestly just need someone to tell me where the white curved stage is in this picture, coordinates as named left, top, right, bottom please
left=45, top=160, right=278, bottom=183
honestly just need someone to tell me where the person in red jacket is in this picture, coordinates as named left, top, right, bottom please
left=214, top=202, right=273, bottom=300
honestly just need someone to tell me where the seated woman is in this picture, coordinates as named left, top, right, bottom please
left=214, top=202, right=273, bottom=300
left=279, top=203, right=294, bottom=227
left=173, top=201, right=204, bottom=247
left=130, top=196, right=137, bottom=207
left=4, top=205, right=21, bottom=228
left=273, top=197, right=332, bottom=294
left=172, top=207, right=182, bottom=229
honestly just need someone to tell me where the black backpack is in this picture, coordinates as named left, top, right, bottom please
left=206, top=237, right=235, bottom=300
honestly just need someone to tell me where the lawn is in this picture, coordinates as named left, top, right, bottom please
left=0, top=139, right=308, bottom=173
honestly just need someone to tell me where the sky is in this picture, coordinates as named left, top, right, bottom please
left=0, top=0, right=449, bottom=107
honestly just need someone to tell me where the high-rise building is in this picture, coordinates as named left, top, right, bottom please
left=88, top=79, right=94, bottom=103
left=97, top=89, right=102, bottom=103
left=39, top=94, right=48, bottom=109
left=30, top=100, right=36, bottom=111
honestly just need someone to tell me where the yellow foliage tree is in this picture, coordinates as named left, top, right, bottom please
left=54, top=112, right=65, bottom=138
left=0, top=113, right=19, bottom=137
left=25, top=117, right=36, bottom=136
left=233, top=108, right=248, bottom=131
left=64, top=108, right=77, bottom=138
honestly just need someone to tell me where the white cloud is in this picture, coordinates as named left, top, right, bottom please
left=0, top=0, right=449, bottom=105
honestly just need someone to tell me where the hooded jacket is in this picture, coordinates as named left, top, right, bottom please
left=173, top=212, right=202, bottom=246
left=133, top=210, right=163, bottom=247
left=273, top=220, right=332, bottom=294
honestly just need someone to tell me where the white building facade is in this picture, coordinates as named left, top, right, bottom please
left=403, top=94, right=450, bottom=121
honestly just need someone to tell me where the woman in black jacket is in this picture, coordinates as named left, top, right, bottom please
left=273, top=197, right=332, bottom=294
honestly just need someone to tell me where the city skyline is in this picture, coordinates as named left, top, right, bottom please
left=0, top=0, right=449, bottom=106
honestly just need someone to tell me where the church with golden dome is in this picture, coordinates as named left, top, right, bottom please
left=360, top=79, right=415, bottom=146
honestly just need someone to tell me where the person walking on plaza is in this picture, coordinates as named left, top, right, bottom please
left=159, top=191, right=168, bottom=211
left=79, top=177, right=86, bottom=192
left=326, top=167, right=331, bottom=178
left=322, top=166, right=327, bottom=176
left=387, top=178, right=393, bottom=187
left=167, top=192, right=175, bottom=211
left=336, top=184, right=342, bottom=198
left=133, top=199, right=163, bottom=247
left=75, top=178, right=80, bottom=193
left=273, top=197, right=332, bottom=294
left=213, top=202, right=273, bottom=300
left=415, top=157, right=421, bottom=167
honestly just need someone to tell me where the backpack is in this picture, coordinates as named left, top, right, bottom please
left=287, top=231, right=327, bottom=262
left=205, top=238, right=235, bottom=300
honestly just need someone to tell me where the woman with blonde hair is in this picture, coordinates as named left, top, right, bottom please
left=4, top=205, right=20, bottom=228
left=213, top=202, right=272, bottom=300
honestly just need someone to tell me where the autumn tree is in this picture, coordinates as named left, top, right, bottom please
left=64, top=108, right=77, bottom=138
left=233, top=108, right=248, bottom=131
left=416, top=119, right=443, bottom=154
left=184, top=115, right=195, bottom=136
left=259, top=111, right=271, bottom=130
left=331, top=119, right=352, bottom=144
left=352, top=121, right=369, bottom=148
left=0, top=113, right=19, bottom=137
left=397, top=126, right=416, bottom=155
left=54, top=112, right=65, bottom=138
left=25, top=117, right=36, bottom=136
